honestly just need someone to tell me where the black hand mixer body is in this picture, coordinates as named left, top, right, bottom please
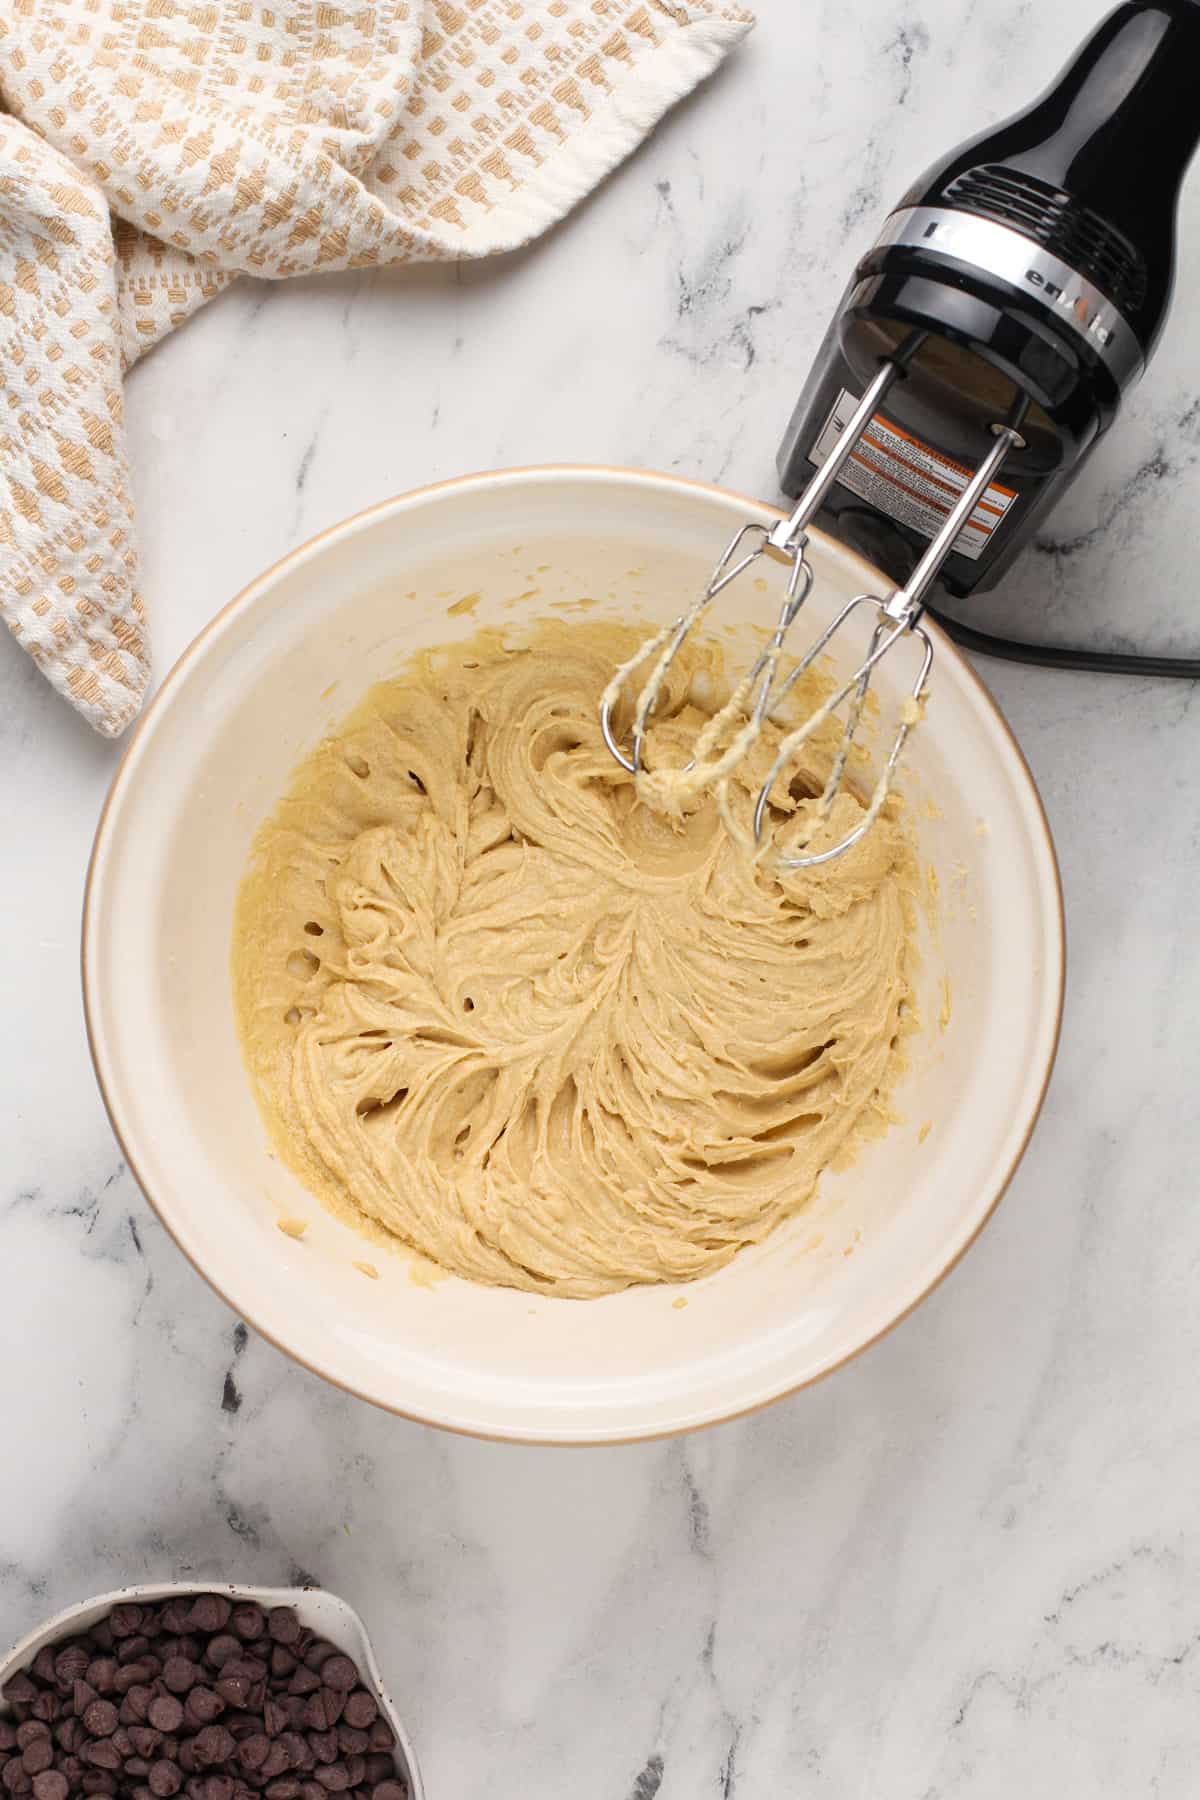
left=600, top=2, right=1200, bottom=868
left=777, top=1, right=1200, bottom=600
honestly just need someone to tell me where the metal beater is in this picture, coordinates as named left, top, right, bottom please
left=600, top=364, right=1025, bottom=867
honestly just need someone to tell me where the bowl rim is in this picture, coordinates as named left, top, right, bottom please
left=0, top=1580, right=423, bottom=1799
left=81, top=462, right=1066, bottom=1444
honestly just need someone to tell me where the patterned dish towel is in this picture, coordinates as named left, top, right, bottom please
left=0, top=1, right=752, bottom=737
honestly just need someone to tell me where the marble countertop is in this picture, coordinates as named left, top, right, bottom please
left=6, top=1, right=1200, bottom=1794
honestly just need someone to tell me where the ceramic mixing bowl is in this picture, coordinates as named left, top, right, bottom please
left=83, top=467, right=1064, bottom=1442
left=0, top=1582, right=422, bottom=1797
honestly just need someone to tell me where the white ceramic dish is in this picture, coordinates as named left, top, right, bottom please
left=83, top=466, right=1064, bottom=1443
left=0, top=1581, right=422, bottom=1797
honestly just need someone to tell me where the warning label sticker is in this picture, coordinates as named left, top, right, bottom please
left=810, top=388, right=1018, bottom=562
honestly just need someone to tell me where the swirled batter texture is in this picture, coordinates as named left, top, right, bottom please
left=233, top=622, right=916, bottom=1297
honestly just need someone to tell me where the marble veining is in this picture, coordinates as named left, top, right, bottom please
left=5, top=1, right=1200, bottom=1794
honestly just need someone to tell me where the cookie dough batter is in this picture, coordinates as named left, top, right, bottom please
left=233, top=621, right=916, bottom=1298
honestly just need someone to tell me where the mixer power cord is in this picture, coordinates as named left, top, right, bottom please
left=924, top=610, right=1200, bottom=680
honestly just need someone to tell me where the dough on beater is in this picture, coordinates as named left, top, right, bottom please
left=233, top=620, right=917, bottom=1298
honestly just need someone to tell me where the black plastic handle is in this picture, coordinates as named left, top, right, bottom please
left=908, top=2, right=1200, bottom=351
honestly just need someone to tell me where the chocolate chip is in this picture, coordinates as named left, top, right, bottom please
left=302, top=1643, right=337, bottom=1675
left=309, top=1730, right=338, bottom=1766
left=81, top=1737, right=122, bottom=1769
left=128, top=1726, right=163, bottom=1758
left=18, top=1743, right=51, bottom=1778
left=148, top=1765, right=183, bottom=1799
left=289, top=1668, right=321, bottom=1697
left=371, top=1784, right=406, bottom=1800
left=30, top=1774, right=67, bottom=1800
left=277, top=1732, right=308, bottom=1770
left=270, top=1647, right=298, bottom=1679
left=85, top=1659, right=117, bottom=1695
left=1, top=1761, right=30, bottom=1795
left=367, top=1720, right=395, bottom=1750
left=267, top=1610, right=301, bottom=1647
left=163, top=1658, right=201, bottom=1696
left=341, top=1691, right=377, bottom=1731
left=229, top=1606, right=263, bottom=1644
left=114, top=1663, right=156, bottom=1696
left=0, top=1725, right=14, bottom=1753
left=117, top=1635, right=153, bottom=1665
left=82, top=1699, right=118, bottom=1738
left=265, top=1782, right=302, bottom=1800
left=187, top=1598, right=232, bottom=1637
left=52, top=1719, right=80, bottom=1754
left=28, top=1654, right=55, bottom=1690
left=52, top=1647, right=89, bottom=1690
left=259, top=1743, right=290, bottom=1782
left=204, top=1636, right=240, bottom=1673
left=109, top=1605, right=145, bottom=1639
left=337, top=1727, right=369, bottom=1756
left=215, top=1674, right=251, bottom=1710
left=318, top=1659, right=357, bottom=1696
left=148, top=1696, right=184, bottom=1734
left=259, top=1697, right=286, bottom=1738
left=72, top=1678, right=98, bottom=1717
left=237, top=1733, right=270, bottom=1773
left=80, top=1776, right=117, bottom=1797
left=158, top=1603, right=193, bottom=1637
left=184, top=1687, right=225, bottom=1729
left=313, top=1767, right=350, bottom=1793
left=193, top=1725, right=235, bottom=1768
left=1, top=1676, right=36, bottom=1708
left=121, top=1685, right=155, bottom=1724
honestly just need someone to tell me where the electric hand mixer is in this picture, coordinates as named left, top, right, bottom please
left=602, top=0, right=1200, bottom=867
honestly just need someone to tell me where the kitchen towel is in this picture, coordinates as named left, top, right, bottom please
left=0, top=0, right=752, bottom=736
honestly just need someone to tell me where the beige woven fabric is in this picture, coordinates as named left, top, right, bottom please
left=0, top=1, right=752, bottom=736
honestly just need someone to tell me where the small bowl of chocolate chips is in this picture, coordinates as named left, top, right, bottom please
left=0, top=1584, right=422, bottom=1800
